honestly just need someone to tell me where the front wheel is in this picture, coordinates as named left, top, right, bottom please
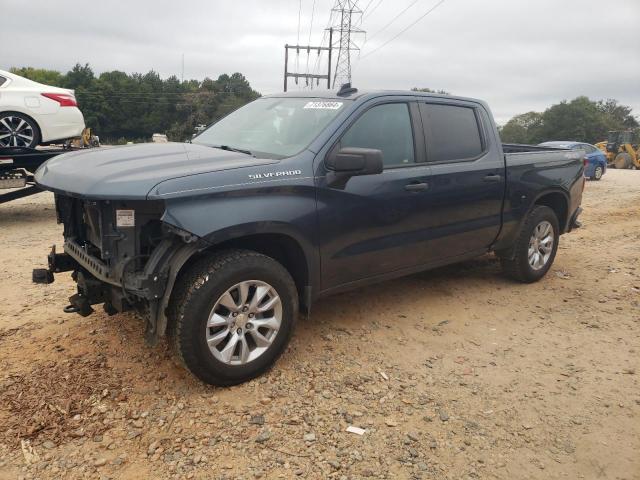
left=500, top=206, right=559, bottom=283
left=169, top=249, right=298, bottom=386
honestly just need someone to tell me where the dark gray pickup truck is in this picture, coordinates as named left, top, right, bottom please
left=33, top=87, right=585, bottom=385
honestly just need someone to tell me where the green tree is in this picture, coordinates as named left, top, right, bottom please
left=500, top=97, right=638, bottom=145
left=63, top=63, right=95, bottom=90
left=411, top=87, right=450, bottom=95
left=538, top=96, right=608, bottom=142
left=596, top=99, right=639, bottom=132
left=9, top=67, right=64, bottom=86
left=500, top=112, right=544, bottom=144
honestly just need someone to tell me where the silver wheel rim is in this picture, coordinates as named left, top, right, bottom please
left=595, top=166, right=602, bottom=179
left=206, top=280, right=282, bottom=365
left=528, top=220, right=554, bottom=271
left=0, top=115, right=35, bottom=147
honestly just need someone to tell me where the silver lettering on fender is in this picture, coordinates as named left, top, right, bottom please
left=248, top=170, right=302, bottom=180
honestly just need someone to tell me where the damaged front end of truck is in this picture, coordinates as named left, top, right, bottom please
left=33, top=195, right=206, bottom=343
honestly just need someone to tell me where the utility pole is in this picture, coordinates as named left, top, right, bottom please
left=283, top=28, right=333, bottom=92
left=330, top=0, right=364, bottom=88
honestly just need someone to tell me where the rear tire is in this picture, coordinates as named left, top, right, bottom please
left=0, top=112, right=40, bottom=148
left=500, top=206, right=559, bottom=283
left=592, top=165, right=603, bottom=181
left=169, top=249, right=298, bottom=386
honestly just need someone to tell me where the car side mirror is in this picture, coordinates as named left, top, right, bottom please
left=326, top=147, right=383, bottom=175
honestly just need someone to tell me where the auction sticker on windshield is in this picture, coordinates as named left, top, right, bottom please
left=304, top=101, right=343, bottom=110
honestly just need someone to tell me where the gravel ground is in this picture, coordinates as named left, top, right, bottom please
left=0, top=169, right=638, bottom=480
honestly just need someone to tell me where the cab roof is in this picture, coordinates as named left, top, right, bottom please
left=263, top=88, right=481, bottom=105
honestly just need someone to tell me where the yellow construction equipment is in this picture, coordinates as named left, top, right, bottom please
left=595, top=130, right=640, bottom=169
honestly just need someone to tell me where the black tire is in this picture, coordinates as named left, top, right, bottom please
left=169, top=249, right=298, bottom=386
left=0, top=112, right=41, bottom=148
left=499, top=206, right=559, bottom=283
left=613, top=152, right=632, bottom=169
left=592, top=165, right=603, bottom=181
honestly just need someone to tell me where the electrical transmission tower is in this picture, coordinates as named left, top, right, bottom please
left=330, top=0, right=365, bottom=88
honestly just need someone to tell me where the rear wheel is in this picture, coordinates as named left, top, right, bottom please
left=500, top=206, right=559, bottom=283
left=592, top=165, right=603, bottom=180
left=613, top=152, right=632, bottom=169
left=0, top=112, right=40, bottom=148
left=169, top=249, right=298, bottom=386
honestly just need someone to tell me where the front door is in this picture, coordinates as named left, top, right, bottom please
left=315, top=100, right=433, bottom=291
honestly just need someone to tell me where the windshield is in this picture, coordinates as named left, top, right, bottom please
left=193, top=97, right=348, bottom=158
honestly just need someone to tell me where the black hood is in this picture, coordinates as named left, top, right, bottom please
left=35, top=142, right=278, bottom=200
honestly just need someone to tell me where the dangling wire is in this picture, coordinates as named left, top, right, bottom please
left=304, top=0, right=317, bottom=89
left=296, top=0, right=302, bottom=75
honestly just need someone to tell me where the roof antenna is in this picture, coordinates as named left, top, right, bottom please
left=337, top=83, right=358, bottom=96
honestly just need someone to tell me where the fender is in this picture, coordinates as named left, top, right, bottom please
left=145, top=220, right=321, bottom=342
left=200, top=220, right=320, bottom=291
left=492, top=186, right=571, bottom=254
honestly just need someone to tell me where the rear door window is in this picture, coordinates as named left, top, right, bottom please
left=420, top=103, right=484, bottom=162
left=339, top=103, right=415, bottom=168
left=0, top=76, right=6, bottom=87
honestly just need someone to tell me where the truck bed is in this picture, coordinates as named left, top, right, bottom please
left=503, top=142, right=584, bottom=168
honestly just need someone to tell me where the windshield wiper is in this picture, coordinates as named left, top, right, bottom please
left=210, top=145, right=254, bottom=156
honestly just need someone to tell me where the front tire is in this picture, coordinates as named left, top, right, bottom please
left=500, top=206, right=559, bottom=283
left=169, top=249, right=298, bottom=386
left=0, top=112, right=40, bottom=148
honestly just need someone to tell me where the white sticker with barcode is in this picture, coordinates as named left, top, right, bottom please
left=303, top=101, right=343, bottom=110
left=116, top=209, right=135, bottom=227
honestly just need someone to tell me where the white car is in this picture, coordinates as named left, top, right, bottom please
left=0, top=69, right=85, bottom=148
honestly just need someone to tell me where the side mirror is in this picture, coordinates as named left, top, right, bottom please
left=326, top=147, right=383, bottom=176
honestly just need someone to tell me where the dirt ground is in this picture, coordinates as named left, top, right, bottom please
left=0, top=169, right=638, bottom=480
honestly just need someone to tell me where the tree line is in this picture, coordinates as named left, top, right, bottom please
left=10, top=66, right=638, bottom=146
left=11, top=64, right=261, bottom=143
left=499, top=96, right=638, bottom=145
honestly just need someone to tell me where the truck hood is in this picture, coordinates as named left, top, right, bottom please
left=35, top=142, right=279, bottom=200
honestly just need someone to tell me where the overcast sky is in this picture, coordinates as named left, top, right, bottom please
left=3, top=0, right=639, bottom=123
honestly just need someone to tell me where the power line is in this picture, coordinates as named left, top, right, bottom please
left=305, top=0, right=318, bottom=79
left=296, top=0, right=303, bottom=73
left=363, top=0, right=384, bottom=19
left=359, top=0, right=445, bottom=60
left=310, top=8, right=337, bottom=86
left=360, top=0, right=375, bottom=16
left=364, top=0, right=421, bottom=44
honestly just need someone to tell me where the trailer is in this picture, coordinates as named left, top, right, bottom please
left=0, top=147, right=77, bottom=204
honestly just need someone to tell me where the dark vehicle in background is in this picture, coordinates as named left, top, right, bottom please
left=33, top=88, right=585, bottom=385
left=539, top=141, right=607, bottom=180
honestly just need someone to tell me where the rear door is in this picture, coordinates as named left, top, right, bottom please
left=417, top=100, right=505, bottom=261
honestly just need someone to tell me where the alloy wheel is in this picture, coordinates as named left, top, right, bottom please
left=594, top=166, right=603, bottom=180
left=206, top=280, right=282, bottom=365
left=528, top=220, right=554, bottom=270
left=0, top=115, right=36, bottom=148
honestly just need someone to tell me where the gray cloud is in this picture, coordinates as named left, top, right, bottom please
left=3, top=0, right=639, bottom=123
